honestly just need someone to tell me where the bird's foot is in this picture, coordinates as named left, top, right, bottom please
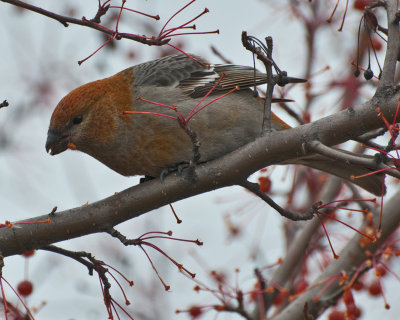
left=160, top=162, right=190, bottom=181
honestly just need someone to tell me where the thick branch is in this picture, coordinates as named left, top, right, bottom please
left=0, top=94, right=399, bottom=257
left=375, top=0, right=399, bottom=90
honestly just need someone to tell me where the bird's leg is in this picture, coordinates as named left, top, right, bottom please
left=159, top=162, right=191, bottom=181
left=157, top=120, right=200, bottom=182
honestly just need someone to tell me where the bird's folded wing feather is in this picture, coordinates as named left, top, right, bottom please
left=132, top=54, right=267, bottom=98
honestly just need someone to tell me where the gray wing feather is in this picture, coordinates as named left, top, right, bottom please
left=132, top=54, right=209, bottom=87
left=132, top=53, right=267, bottom=98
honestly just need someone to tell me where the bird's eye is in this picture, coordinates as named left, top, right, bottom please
left=72, top=115, right=83, bottom=125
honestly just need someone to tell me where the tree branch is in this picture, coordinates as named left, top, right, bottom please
left=273, top=187, right=400, bottom=320
left=307, top=140, right=400, bottom=179
left=375, top=0, right=399, bottom=91
left=252, top=177, right=343, bottom=318
left=0, top=92, right=399, bottom=257
left=0, top=0, right=169, bottom=46
left=269, top=6, right=400, bottom=318
left=240, top=180, right=314, bottom=221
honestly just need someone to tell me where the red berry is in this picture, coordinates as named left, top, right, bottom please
left=351, top=281, right=364, bottom=291
left=17, top=280, right=33, bottom=297
left=126, top=50, right=136, bottom=60
left=258, top=176, right=271, bottom=193
left=273, top=292, right=285, bottom=306
left=328, top=310, right=345, bottom=320
left=353, top=306, right=362, bottom=318
left=374, top=264, right=387, bottom=277
left=353, top=0, right=370, bottom=11
left=371, top=38, right=383, bottom=51
left=343, top=289, right=355, bottom=305
left=303, top=112, right=311, bottom=123
left=368, top=280, right=382, bottom=296
left=295, top=279, right=309, bottom=293
left=22, top=250, right=35, bottom=258
left=188, top=306, right=202, bottom=317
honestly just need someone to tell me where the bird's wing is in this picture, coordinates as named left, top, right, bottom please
left=132, top=53, right=267, bottom=98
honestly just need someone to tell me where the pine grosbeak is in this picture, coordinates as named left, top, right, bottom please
left=46, top=54, right=383, bottom=195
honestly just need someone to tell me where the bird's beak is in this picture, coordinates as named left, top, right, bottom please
left=45, top=129, right=69, bottom=155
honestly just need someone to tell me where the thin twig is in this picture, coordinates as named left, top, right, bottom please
left=355, top=128, right=387, bottom=141
left=307, top=140, right=380, bottom=168
left=307, top=140, right=400, bottom=179
left=240, top=180, right=315, bottom=221
left=40, top=245, right=113, bottom=311
left=0, top=100, right=9, bottom=109
left=1, top=0, right=169, bottom=46
left=40, top=245, right=96, bottom=275
left=260, top=177, right=343, bottom=318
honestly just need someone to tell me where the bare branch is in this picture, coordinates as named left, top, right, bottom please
left=376, top=0, right=399, bottom=90
left=272, top=187, right=400, bottom=320
left=0, top=0, right=169, bottom=46
left=307, top=140, right=400, bottom=179
left=240, top=180, right=315, bottom=221
left=0, top=93, right=399, bottom=257
left=252, top=177, right=344, bottom=318
left=41, top=245, right=96, bottom=275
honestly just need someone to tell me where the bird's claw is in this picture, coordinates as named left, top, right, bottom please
left=159, top=162, right=190, bottom=181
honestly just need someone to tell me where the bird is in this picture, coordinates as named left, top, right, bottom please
left=46, top=53, right=384, bottom=195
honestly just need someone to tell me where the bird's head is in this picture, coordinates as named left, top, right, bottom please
left=46, top=72, right=133, bottom=157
